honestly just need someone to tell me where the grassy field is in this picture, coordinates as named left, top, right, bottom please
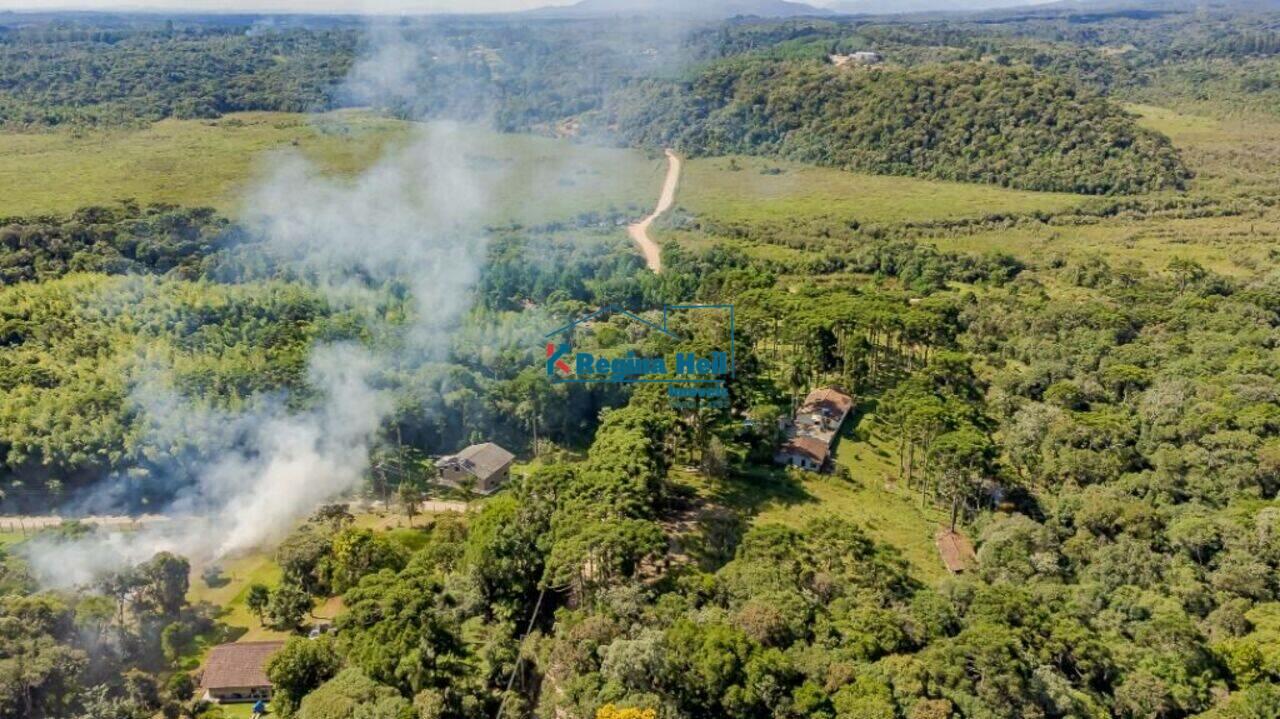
left=182, top=505, right=466, bottom=657
left=931, top=213, right=1280, bottom=277
left=663, top=105, right=1280, bottom=278
left=1128, top=103, right=1280, bottom=199
left=674, top=155, right=1089, bottom=226
left=0, top=111, right=665, bottom=226
left=694, top=407, right=948, bottom=585
left=188, top=552, right=288, bottom=646
left=926, top=105, right=1280, bottom=275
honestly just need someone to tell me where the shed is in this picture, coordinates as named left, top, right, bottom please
left=200, top=641, right=284, bottom=703
left=935, top=528, right=977, bottom=574
left=436, top=442, right=516, bottom=494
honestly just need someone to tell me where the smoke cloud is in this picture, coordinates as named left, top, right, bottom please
left=22, top=28, right=496, bottom=587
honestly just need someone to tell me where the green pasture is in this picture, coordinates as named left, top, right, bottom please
left=0, top=111, right=664, bottom=226
left=674, top=155, right=1088, bottom=226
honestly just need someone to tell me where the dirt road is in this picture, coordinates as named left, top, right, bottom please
left=628, top=149, right=681, bottom=273
left=0, top=514, right=173, bottom=534
left=0, top=500, right=468, bottom=537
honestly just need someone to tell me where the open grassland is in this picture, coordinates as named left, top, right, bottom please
left=667, top=105, right=1280, bottom=278
left=0, top=111, right=664, bottom=225
left=675, top=155, right=1089, bottom=226
left=931, top=213, right=1280, bottom=277
left=215, top=704, right=259, bottom=719
left=928, top=105, right=1280, bottom=275
left=1128, top=103, right=1280, bottom=199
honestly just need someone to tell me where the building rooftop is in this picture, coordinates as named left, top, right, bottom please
left=799, top=387, right=856, bottom=419
left=453, top=442, right=515, bottom=481
left=778, top=436, right=831, bottom=465
left=201, top=641, right=284, bottom=690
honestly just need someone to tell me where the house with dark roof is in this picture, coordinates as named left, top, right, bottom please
left=774, top=387, right=856, bottom=472
left=436, top=442, right=515, bottom=494
left=200, top=641, right=284, bottom=703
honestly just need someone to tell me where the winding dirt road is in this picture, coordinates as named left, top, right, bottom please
left=628, top=149, right=681, bottom=273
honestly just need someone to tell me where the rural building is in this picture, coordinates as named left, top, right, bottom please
left=830, top=51, right=884, bottom=67
left=436, top=442, right=515, bottom=494
left=774, top=387, right=856, bottom=472
left=935, top=528, right=977, bottom=574
left=200, top=641, right=284, bottom=703
left=775, top=436, right=831, bottom=472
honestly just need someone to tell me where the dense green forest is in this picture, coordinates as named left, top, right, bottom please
left=4, top=4, right=1280, bottom=719
left=0, top=26, right=354, bottom=126
left=601, top=59, right=1189, bottom=194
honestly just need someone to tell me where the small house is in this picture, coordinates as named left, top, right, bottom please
left=200, top=641, right=284, bottom=703
left=774, top=387, right=856, bottom=472
left=436, top=442, right=515, bottom=494
left=775, top=436, right=831, bottom=472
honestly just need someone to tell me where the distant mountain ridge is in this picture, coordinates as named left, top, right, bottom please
left=527, top=0, right=832, bottom=19
left=829, top=0, right=1057, bottom=13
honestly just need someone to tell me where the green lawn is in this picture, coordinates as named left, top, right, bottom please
left=693, top=407, right=949, bottom=585
left=0, top=111, right=665, bottom=226
left=187, top=551, right=288, bottom=648
left=215, top=703, right=260, bottom=719
left=674, top=155, right=1088, bottom=226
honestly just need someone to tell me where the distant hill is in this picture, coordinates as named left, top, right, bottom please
left=527, top=0, right=832, bottom=19
left=829, top=0, right=1057, bottom=14
left=601, top=59, right=1190, bottom=195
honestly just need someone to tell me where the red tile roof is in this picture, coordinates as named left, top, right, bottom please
left=778, top=436, right=831, bottom=465
left=201, top=642, right=284, bottom=690
left=800, top=387, right=855, bottom=418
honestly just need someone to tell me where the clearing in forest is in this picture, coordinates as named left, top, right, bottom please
left=0, top=111, right=662, bottom=226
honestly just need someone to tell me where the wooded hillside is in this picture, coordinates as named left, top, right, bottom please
left=605, top=59, right=1191, bottom=195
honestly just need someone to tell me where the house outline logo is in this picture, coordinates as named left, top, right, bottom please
left=546, top=341, right=572, bottom=377
left=542, top=304, right=735, bottom=386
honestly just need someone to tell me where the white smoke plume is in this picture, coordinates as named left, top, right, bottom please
left=22, top=29, right=495, bottom=588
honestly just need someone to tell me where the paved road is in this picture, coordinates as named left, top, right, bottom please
left=627, top=149, right=682, bottom=273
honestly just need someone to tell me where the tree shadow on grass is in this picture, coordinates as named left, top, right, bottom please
left=707, top=464, right=817, bottom=515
